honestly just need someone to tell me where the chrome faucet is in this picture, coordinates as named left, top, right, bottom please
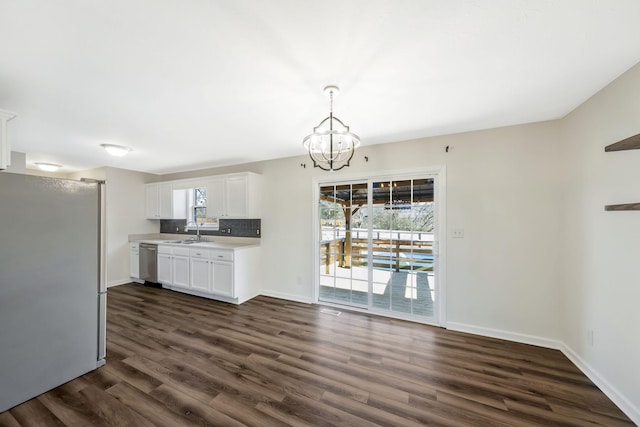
left=188, top=206, right=202, bottom=241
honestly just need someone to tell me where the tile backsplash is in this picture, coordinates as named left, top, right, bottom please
left=160, top=218, right=261, bottom=238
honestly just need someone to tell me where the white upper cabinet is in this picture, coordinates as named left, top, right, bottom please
left=225, top=175, right=248, bottom=217
left=146, top=172, right=261, bottom=220
left=145, top=184, right=160, bottom=219
left=203, top=172, right=262, bottom=219
left=205, top=178, right=225, bottom=219
left=145, top=183, right=188, bottom=219
left=158, top=183, right=173, bottom=219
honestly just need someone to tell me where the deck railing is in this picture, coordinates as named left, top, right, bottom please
left=320, top=237, right=433, bottom=274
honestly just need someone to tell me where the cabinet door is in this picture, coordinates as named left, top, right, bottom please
left=145, top=184, right=160, bottom=219
left=225, top=176, right=247, bottom=217
left=158, top=183, right=173, bottom=219
left=189, top=257, right=211, bottom=292
left=212, top=260, right=233, bottom=296
left=172, top=255, right=190, bottom=289
left=129, top=245, right=140, bottom=279
left=172, top=189, right=188, bottom=220
left=205, top=179, right=225, bottom=218
left=158, top=253, right=172, bottom=284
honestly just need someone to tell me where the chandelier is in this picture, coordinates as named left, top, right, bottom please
left=303, top=85, right=360, bottom=171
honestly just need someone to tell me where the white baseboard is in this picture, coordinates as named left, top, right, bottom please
left=446, top=321, right=639, bottom=425
left=259, top=289, right=313, bottom=304
left=559, top=343, right=640, bottom=425
left=107, top=278, right=139, bottom=288
left=446, top=321, right=562, bottom=350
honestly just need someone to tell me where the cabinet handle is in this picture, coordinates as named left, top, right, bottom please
left=217, top=255, right=224, bottom=258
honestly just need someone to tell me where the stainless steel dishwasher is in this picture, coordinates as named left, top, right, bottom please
left=139, top=243, right=158, bottom=283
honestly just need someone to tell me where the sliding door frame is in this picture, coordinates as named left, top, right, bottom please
left=311, top=166, right=447, bottom=327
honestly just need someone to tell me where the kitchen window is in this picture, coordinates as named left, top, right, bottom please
left=187, top=188, right=219, bottom=230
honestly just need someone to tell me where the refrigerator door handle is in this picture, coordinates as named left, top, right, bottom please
left=97, top=291, right=106, bottom=365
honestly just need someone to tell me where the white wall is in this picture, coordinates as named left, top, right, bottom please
left=560, top=62, right=640, bottom=422
left=69, top=167, right=158, bottom=287
left=103, top=167, right=158, bottom=286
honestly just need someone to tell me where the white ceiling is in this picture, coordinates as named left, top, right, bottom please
left=1, top=0, right=639, bottom=174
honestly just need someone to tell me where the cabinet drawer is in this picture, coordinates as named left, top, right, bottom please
left=129, top=242, right=139, bottom=251
left=158, top=245, right=172, bottom=254
left=173, top=247, right=190, bottom=257
left=210, top=250, right=233, bottom=262
left=190, top=248, right=211, bottom=258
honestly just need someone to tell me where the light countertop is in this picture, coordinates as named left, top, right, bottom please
left=129, top=234, right=260, bottom=250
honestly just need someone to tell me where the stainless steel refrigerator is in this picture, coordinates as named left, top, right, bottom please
left=0, top=172, right=106, bottom=412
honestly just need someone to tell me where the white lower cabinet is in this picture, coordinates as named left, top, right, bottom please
left=189, top=248, right=234, bottom=297
left=172, top=254, right=190, bottom=289
left=129, top=243, right=140, bottom=279
left=157, top=243, right=257, bottom=304
left=212, top=259, right=233, bottom=296
left=189, top=251, right=211, bottom=293
left=157, top=252, right=172, bottom=284
left=158, top=246, right=190, bottom=288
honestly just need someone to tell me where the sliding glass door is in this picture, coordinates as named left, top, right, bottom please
left=318, top=174, right=440, bottom=324
left=318, top=182, right=369, bottom=307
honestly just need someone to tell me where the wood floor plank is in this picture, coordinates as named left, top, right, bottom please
left=98, top=358, right=162, bottom=394
left=254, top=401, right=318, bottom=427
left=9, top=398, right=65, bottom=427
left=105, top=382, right=203, bottom=427
left=297, top=351, right=431, bottom=403
left=36, top=391, right=108, bottom=427
left=504, top=398, right=602, bottom=426
left=257, top=394, right=382, bottom=427
left=122, top=354, right=221, bottom=405
left=0, top=283, right=634, bottom=426
left=149, top=384, right=245, bottom=427
left=434, top=390, right=537, bottom=427
left=210, top=393, right=290, bottom=427
left=374, top=392, right=500, bottom=427
left=249, top=353, right=371, bottom=404
left=0, top=411, right=22, bottom=427
left=77, top=384, right=156, bottom=427
left=320, top=391, right=425, bottom=427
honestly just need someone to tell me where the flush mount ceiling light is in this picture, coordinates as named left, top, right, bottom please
left=100, top=144, right=131, bottom=157
left=303, top=85, right=360, bottom=171
left=35, top=162, right=62, bottom=172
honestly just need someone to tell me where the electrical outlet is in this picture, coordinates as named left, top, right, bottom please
left=452, top=229, right=464, bottom=238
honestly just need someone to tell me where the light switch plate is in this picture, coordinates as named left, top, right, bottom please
left=452, top=229, right=464, bottom=238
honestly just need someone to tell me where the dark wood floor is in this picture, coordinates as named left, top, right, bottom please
left=0, top=283, right=634, bottom=426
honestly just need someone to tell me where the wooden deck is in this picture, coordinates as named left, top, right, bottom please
left=319, top=267, right=435, bottom=317
left=0, top=283, right=633, bottom=426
